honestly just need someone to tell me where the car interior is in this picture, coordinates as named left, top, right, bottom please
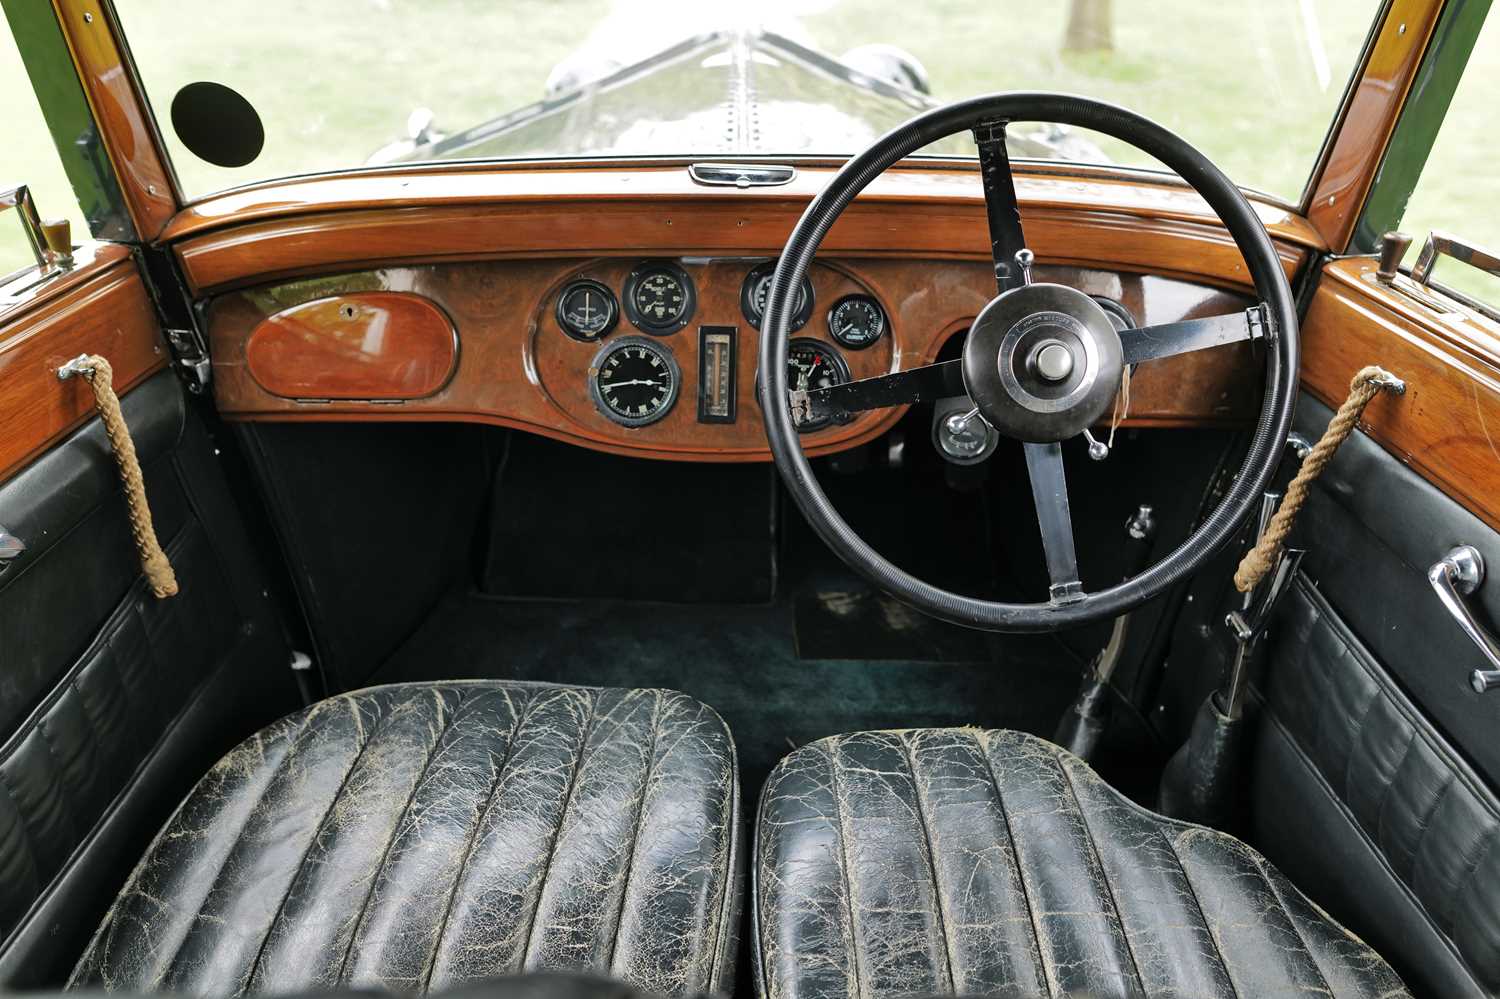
left=2, top=1, right=1499, bottom=997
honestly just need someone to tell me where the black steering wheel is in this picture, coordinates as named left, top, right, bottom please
left=757, top=93, right=1298, bottom=632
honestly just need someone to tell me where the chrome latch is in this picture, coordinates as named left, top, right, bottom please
left=0, top=525, right=24, bottom=561
left=1428, top=545, right=1500, bottom=693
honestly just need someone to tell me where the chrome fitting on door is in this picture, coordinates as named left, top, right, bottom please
left=1428, top=545, right=1500, bottom=693
left=0, top=526, right=25, bottom=561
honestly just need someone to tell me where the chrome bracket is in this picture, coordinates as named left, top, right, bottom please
left=57, top=354, right=96, bottom=380
left=1246, top=302, right=1275, bottom=343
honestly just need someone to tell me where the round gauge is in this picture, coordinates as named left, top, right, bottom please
left=787, top=337, right=852, bottom=432
left=623, top=260, right=695, bottom=334
left=555, top=279, right=619, bottom=342
left=741, top=261, right=813, bottom=330
left=827, top=294, right=887, bottom=349
left=589, top=336, right=680, bottom=427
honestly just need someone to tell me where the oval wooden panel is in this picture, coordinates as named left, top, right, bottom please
left=246, top=292, right=457, bottom=399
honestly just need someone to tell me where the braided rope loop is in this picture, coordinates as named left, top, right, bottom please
left=1233, top=365, right=1400, bottom=593
left=75, top=355, right=179, bottom=598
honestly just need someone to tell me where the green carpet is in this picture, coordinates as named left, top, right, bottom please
left=373, top=588, right=1080, bottom=796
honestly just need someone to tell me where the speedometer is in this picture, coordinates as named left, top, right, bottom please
left=786, top=338, right=851, bottom=432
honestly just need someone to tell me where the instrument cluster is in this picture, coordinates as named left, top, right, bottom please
left=551, top=259, right=890, bottom=433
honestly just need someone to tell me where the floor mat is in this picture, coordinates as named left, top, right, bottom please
left=793, top=586, right=992, bottom=662
left=373, top=590, right=1078, bottom=795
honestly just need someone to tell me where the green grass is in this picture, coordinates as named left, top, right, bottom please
left=2, top=0, right=1495, bottom=304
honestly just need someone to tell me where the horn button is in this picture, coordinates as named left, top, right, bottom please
left=961, top=283, right=1125, bottom=443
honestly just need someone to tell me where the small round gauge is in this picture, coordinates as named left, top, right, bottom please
left=741, top=261, right=813, bottom=330
left=623, top=260, right=696, bottom=334
left=555, top=279, right=619, bottom=341
left=787, top=337, right=852, bottom=432
left=827, top=294, right=887, bottom=349
left=589, top=336, right=681, bottom=427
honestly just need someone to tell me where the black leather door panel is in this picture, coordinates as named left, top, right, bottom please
left=0, top=371, right=296, bottom=987
left=1250, top=398, right=1500, bottom=998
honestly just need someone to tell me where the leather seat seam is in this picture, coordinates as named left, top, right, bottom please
left=119, top=705, right=322, bottom=991
left=518, top=690, right=602, bottom=966
left=825, top=737, right=867, bottom=999
left=1156, top=826, right=1237, bottom=998
left=603, top=690, right=666, bottom=975
left=1240, top=845, right=1335, bottom=995
left=418, top=687, right=538, bottom=992
left=1057, top=756, right=1146, bottom=996
left=704, top=705, right=740, bottom=993
left=236, top=695, right=401, bottom=992
left=329, top=687, right=476, bottom=986
left=969, top=731, right=1049, bottom=996
left=897, top=733, right=956, bottom=993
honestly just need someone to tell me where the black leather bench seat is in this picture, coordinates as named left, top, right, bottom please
left=753, top=728, right=1409, bottom=999
left=69, top=681, right=740, bottom=997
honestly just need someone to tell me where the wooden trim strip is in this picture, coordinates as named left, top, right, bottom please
left=51, top=0, right=177, bottom=239
left=1302, top=257, right=1500, bottom=532
left=174, top=193, right=1313, bottom=296
left=1304, top=0, right=1445, bottom=251
left=0, top=256, right=168, bottom=484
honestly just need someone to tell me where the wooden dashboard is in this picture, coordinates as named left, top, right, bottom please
left=208, top=253, right=1260, bottom=462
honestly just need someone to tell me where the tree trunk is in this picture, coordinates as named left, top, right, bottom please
left=1062, top=0, right=1114, bottom=52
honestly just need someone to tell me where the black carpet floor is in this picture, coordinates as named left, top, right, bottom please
left=373, top=587, right=1081, bottom=796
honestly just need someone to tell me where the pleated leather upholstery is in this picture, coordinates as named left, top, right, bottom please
left=754, top=728, right=1408, bottom=999
left=70, top=681, right=740, bottom=997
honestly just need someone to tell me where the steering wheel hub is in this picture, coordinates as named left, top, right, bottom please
left=962, top=283, right=1124, bottom=443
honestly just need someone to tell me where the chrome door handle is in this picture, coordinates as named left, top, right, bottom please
left=0, top=526, right=24, bottom=561
left=1428, top=545, right=1500, bottom=692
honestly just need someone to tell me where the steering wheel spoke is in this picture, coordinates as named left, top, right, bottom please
left=1023, top=441, right=1084, bottom=604
left=1121, top=304, right=1272, bottom=365
left=789, top=359, right=965, bottom=425
left=974, top=119, right=1028, bottom=293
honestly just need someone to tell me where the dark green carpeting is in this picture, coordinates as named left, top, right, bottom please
left=373, top=587, right=1081, bottom=795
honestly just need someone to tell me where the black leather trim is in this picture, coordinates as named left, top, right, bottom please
left=753, top=728, right=1407, bottom=999
left=1292, top=396, right=1500, bottom=787
left=70, top=681, right=741, bottom=998
left=0, top=372, right=297, bottom=987
left=1253, top=576, right=1500, bottom=997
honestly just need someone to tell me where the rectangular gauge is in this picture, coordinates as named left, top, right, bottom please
left=698, top=326, right=737, bottom=423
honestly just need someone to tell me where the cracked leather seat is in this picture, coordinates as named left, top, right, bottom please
left=753, top=728, right=1409, bottom=999
left=69, top=681, right=741, bottom=997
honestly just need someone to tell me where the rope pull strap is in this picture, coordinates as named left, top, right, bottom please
left=59, top=354, right=179, bottom=598
left=1233, top=365, right=1404, bottom=594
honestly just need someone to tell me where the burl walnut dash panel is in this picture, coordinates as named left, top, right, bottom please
left=208, top=257, right=1258, bottom=462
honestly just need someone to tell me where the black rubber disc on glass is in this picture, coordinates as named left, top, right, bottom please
left=170, top=81, right=264, bottom=168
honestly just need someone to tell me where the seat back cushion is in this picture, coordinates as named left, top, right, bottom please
left=70, top=681, right=741, bottom=998
left=755, top=728, right=1408, bottom=999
